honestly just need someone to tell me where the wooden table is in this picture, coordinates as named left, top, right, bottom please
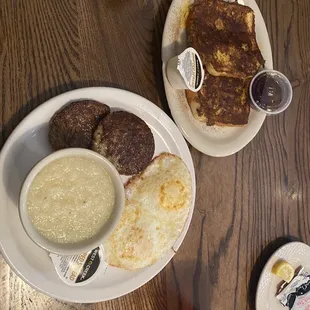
left=0, top=0, right=309, bottom=309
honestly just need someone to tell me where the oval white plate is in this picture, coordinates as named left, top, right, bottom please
left=162, top=0, right=273, bottom=157
left=256, top=242, right=310, bottom=309
left=0, top=87, right=196, bottom=303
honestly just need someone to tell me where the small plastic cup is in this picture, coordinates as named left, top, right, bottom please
left=249, top=69, right=293, bottom=115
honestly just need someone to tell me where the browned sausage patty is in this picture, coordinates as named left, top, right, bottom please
left=49, top=100, right=110, bottom=150
left=92, top=111, right=155, bottom=175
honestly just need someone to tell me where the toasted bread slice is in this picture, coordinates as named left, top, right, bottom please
left=186, top=74, right=250, bottom=126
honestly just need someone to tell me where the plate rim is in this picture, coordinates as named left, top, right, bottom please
left=161, top=0, right=273, bottom=157
left=0, top=86, right=196, bottom=303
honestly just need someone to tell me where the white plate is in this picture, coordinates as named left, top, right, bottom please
left=256, top=242, right=310, bottom=309
left=162, top=0, right=273, bottom=157
left=0, top=87, right=196, bottom=303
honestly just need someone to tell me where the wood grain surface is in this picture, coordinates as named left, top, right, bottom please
left=0, top=0, right=309, bottom=309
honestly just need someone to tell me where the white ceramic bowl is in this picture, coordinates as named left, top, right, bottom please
left=19, top=148, right=125, bottom=255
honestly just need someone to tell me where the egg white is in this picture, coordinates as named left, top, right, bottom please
left=104, top=153, right=192, bottom=270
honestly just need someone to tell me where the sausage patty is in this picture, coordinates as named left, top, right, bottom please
left=92, top=111, right=155, bottom=175
left=49, top=100, right=110, bottom=150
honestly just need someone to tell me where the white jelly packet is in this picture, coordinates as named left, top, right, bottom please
left=49, top=245, right=107, bottom=286
left=166, top=47, right=204, bottom=92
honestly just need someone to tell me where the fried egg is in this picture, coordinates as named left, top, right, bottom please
left=104, top=152, right=192, bottom=270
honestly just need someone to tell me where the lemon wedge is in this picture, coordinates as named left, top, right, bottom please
left=272, top=260, right=295, bottom=283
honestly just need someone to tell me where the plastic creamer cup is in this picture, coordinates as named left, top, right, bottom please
left=166, top=47, right=204, bottom=92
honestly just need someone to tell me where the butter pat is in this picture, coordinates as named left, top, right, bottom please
left=166, top=47, right=204, bottom=92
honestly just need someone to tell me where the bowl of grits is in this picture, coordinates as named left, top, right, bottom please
left=19, top=148, right=125, bottom=255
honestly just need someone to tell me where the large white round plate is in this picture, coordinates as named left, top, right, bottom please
left=162, top=0, right=273, bottom=157
left=256, top=242, right=310, bottom=309
left=0, top=87, right=196, bottom=303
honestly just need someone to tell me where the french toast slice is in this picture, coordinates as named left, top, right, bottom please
left=187, top=0, right=264, bottom=79
left=207, top=42, right=264, bottom=79
left=187, top=0, right=255, bottom=35
left=185, top=73, right=250, bottom=126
